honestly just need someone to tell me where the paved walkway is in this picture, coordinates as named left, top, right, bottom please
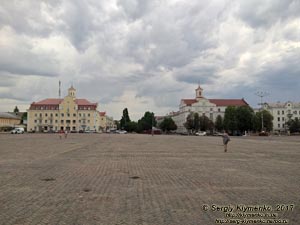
left=0, top=134, right=299, bottom=225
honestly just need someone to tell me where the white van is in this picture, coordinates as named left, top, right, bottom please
left=11, top=127, right=25, bottom=134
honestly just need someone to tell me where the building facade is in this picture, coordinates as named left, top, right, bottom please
left=169, top=86, right=249, bottom=133
left=99, top=112, right=116, bottom=131
left=263, top=101, right=300, bottom=132
left=0, top=112, right=21, bottom=129
left=27, top=86, right=101, bottom=132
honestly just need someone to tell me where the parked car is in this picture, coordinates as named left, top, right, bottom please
left=84, top=129, right=97, bottom=133
left=213, top=132, right=223, bottom=136
left=11, top=127, right=25, bottom=134
left=259, top=131, right=269, bottom=136
left=195, top=131, right=207, bottom=136
left=116, top=130, right=127, bottom=134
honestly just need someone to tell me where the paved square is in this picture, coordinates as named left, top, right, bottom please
left=0, top=133, right=299, bottom=225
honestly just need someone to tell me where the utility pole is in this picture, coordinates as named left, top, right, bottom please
left=255, top=91, right=269, bottom=131
left=151, top=115, right=154, bottom=136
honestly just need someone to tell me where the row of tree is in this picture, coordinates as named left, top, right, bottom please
left=184, top=106, right=275, bottom=135
left=117, top=108, right=157, bottom=133
left=117, top=106, right=300, bottom=134
left=118, top=108, right=178, bottom=133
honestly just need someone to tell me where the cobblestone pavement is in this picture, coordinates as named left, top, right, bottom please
left=0, top=133, right=299, bottom=225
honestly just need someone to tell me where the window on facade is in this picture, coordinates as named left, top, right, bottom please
left=67, top=113, right=70, bottom=117
left=73, top=120, right=76, bottom=124
left=278, top=124, right=280, bottom=128
left=278, top=117, right=280, bottom=122
left=61, top=113, right=64, bottom=117
left=218, top=108, right=221, bottom=112
left=45, top=120, right=47, bottom=123
left=50, top=113, right=53, bottom=117
left=35, top=113, right=37, bottom=117
left=88, top=113, right=90, bottom=117
left=34, top=120, right=37, bottom=123
left=282, top=117, right=284, bottom=121
left=79, top=120, right=81, bottom=123
left=210, top=108, right=213, bottom=111
left=277, top=111, right=280, bottom=115
left=40, top=113, right=42, bottom=117
left=88, top=120, right=90, bottom=123
left=56, top=113, right=58, bottom=117
left=73, top=113, right=76, bottom=117
left=45, top=113, right=48, bottom=117
left=55, top=120, right=58, bottom=123
left=61, top=120, right=64, bottom=124
left=282, top=111, right=284, bottom=114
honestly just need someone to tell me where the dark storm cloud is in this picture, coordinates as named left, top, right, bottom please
left=175, top=65, right=219, bottom=84
left=257, top=50, right=300, bottom=90
left=117, top=0, right=157, bottom=20
left=0, top=43, right=59, bottom=77
left=0, top=1, right=61, bottom=37
left=236, top=0, right=300, bottom=28
left=0, top=0, right=299, bottom=116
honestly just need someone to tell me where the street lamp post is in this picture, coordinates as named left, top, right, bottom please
left=255, top=91, right=268, bottom=132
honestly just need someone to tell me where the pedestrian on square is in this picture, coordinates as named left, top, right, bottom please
left=59, top=129, right=64, bottom=139
left=222, top=130, right=230, bottom=152
left=64, top=130, right=68, bottom=138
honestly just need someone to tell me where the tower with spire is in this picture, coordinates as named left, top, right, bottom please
left=195, top=85, right=204, bottom=100
left=68, top=85, right=76, bottom=99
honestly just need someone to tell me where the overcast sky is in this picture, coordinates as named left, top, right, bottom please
left=0, top=0, right=299, bottom=120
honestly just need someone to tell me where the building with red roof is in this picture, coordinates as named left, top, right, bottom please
left=171, top=85, right=249, bottom=132
left=27, top=86, right=101, bottom=132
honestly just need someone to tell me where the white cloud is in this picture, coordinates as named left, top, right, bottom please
left=0, top=0, right=299, bottom=119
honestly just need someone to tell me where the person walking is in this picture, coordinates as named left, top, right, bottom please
left=222, top=131, right=230, bottom=152
left=59, top=129, right=64, bottom=139
left=64, top=130, right=68, bottom=138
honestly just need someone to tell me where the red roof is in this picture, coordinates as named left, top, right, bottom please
left=208, top=99, right=248, bottom=106
left=33, top=98, right=63, bottom=105
left=182, top=98, right=248, bottom=107
left=182, top=99, right=197, bottom=106
left=99, top=112, right=106, bottom=116
left=30, top=98, right=97, bottom=109
left=75, top=99, right=97, bottom=106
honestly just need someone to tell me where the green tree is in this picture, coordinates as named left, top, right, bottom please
left=199, top=115, right=213, bottom=131
left=120, top=108, right=131, bottom=130
left=184, top=112, right=194, bottom=133
left=287, top=118, right=300, bottom=133
left=223, top=106, right=237, bottom=134
left=137, top=111, right=156, bottom=131
left=235, top=106, right=254, bottom=132
left=14, top=106, right=19, bottom=113
left=253, top=110, right=273, bottom=132
left=215, top=115, right=223, bottom=132
left=126, top=121, right=138, bottom=132
left=194, top=113, right=200, bottom=132
left=159, top=117, right=177, bottom=133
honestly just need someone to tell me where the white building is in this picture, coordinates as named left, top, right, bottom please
left=170, top=86, right=249, bottom=133
left=263, top=101, right=300, bottom=132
